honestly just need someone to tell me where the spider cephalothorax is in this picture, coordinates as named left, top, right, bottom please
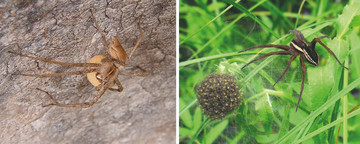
left=8, top=9, right=146, bottom=108
left=239, top=30, right=348, bottom=111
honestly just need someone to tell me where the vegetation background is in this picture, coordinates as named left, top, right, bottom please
left=179, top=0, right=360, bottom=143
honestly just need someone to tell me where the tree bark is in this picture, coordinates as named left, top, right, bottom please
left=0, top=0, right=176, bottom=143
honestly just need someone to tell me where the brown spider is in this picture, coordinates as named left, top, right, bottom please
left=239, top=30, right=348, bottom=112
left=8, top=9, right=147, bottom=108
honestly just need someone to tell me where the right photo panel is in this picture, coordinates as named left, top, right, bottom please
left=179, top=0, right=360, bottom=143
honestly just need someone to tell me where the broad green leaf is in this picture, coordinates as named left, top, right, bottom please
left=327, top=38, right=350, bottom=96
left=255, top=133, right=279, bottom=143
left=236, top=104, right=257, bottom=136
left=255, top=93, right=274, bottom=135
left=337, top=0, right=360, bottom=39
left=208, top=2, right=226, bottom=12
left=179, top=98, right=193, bottom=129
left=204, top=120, right=229, bottom=144
left=350, top=15, right=360, bottom=27
left=349, top=31, right=360, bottom=89
left=179, top=127, right=192, bottom=137
left=194, top=107, right=202, bottom=131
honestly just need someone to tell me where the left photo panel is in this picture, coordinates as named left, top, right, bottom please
left=0, top=1, right=176, bottom=143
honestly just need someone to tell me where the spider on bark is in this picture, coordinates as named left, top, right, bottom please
left=8, top=9, right=147, bottom=108
left=238, top=30, right=348, bottom=111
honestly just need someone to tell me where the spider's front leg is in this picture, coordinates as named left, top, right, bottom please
left=309, top=37, right=349, bottom=70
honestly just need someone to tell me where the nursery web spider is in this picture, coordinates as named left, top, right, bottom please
left=239, top=30, right=348, bottom=112
left=8, top=10, right=147, bottom=108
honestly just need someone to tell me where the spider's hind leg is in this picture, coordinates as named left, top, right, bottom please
left=238, top=45, right=291, bottom=53
left=8, top=51, right=100, bottom=67
left=37, top=88, right=95, bottom=108
left=241, top=51, right=291, bottom=69
left=38, top=69, right=120, bottom=108
left=108, top=79, right=124, bottom=92
left=22, top=68, right=97, bottom=78
left=36, top=88, right=60, bottom=107
left=37, top=87, right=96, bottom=108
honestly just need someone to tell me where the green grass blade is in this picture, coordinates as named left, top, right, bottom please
left=223, top=0, right=280, bottom=38
left=275, top=77, right=360, bottom=143
left=179, top=99, right=198, bottom=116
left=295, top=108, right=360, bottom=143
left=190, top=118, right=211, bottom=143
left=180, top=51, right=263, bottom=67
left=179, top=0, right=241, bottom=45
left=294, top=0, right=306, bottom=29
left=186, top=0, right=267, bottom=60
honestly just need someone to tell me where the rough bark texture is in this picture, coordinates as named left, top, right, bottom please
left=0, top=0, right=176, bottom=143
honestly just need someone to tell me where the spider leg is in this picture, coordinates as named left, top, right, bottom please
left=128, top=19, right=144, bottom=60
left=8, top=51, right=100, bottom=67
left=238, top=45, right=291, bottom=53
left=311, top=38, right=349, bottom=70
left=22, top=68, right=96, bottom=77
left=315, top=35, right=328, bottom=40
left=119, top=66, right=148, bottom=76
left=90, top=9, right=110, bottom=56
left=108, top=79, right=124, bottom=92
left=36, top=88, right=60, bottom=106
left=95, top=68, right=118, bottom=91
left=242, top=51, right=291, bottom=69
left=273, top=54, right=298, bottom=87
left=296, top=55, right=306, bottom=112
left=85, top=69, right=120, bottom=107
left=40, top=70, right=120, bottom=108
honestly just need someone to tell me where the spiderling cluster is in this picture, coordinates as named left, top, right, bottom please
left=196, top=73, right=241, bottom=120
